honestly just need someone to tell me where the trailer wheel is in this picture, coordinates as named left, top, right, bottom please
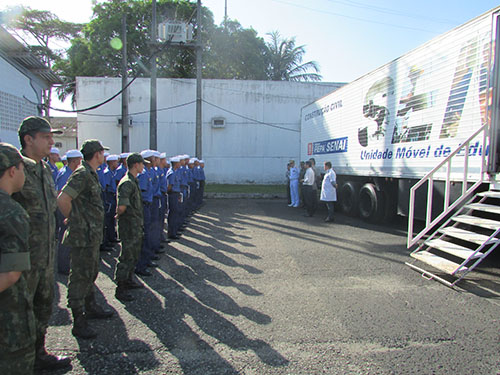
left=340, top=181, right=360, bottom=216
left=358, top=183, right=384, bottom=222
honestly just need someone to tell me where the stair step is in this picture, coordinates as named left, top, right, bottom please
left=424, top=238, right=483, bottom=259
left=464, top=203, right=500, bottom=215
left=411, top=250, right=468, bottom=275
left=439, top=227, right=494, bottom=245
left=453, top=214, right=500, bottom=230
left=477, top=190, right=500, bottom=199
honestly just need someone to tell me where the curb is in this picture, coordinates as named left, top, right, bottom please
left=205, top=193, right=287, bottom=199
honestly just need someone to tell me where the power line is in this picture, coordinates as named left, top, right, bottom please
left=78, top=100, right=196, bottom=117
left=325, top=0, right=457, bottom=25
left=270, top=0, right=442, bottom=33
left=202, top=99, right=300, bottom=132
left=27, top=35, right=176, bottom=114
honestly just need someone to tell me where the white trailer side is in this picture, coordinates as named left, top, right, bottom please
left=301, top=7, right=500, bottom=221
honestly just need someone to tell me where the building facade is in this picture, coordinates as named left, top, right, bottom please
left=76, top=77, right=344, bottom=183
left=0, top=26, right=60, bottom=146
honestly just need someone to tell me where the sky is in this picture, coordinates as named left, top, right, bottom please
left=2, top=0, right=500, bottom=114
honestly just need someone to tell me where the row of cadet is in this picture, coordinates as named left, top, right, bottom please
left=0, top=115, right=207, bottom=375
left=46, top=147, right=206, bottom=278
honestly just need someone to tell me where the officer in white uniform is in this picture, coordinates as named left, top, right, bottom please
left=320, top=161, right=337, bottom=222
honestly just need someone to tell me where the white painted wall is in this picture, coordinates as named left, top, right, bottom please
left=76, top=78, right=343, bottom=183
left=0, top=57, right=41, bottom=147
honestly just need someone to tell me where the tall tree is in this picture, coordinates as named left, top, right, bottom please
left=2, top=6, right=82, bottom=115
left=203, top=19, right=268, bottom=80
left=53, top=0, right=218, bottom=106
left=266, top=31, right=321, bottom=82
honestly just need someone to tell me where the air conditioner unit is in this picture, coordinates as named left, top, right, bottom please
left=211, top=117, right=226, bottom=129
left=158, top=21, right=189, bottom=43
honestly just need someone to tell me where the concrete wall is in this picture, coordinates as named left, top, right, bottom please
left=76, top=78, right=343, bottom=183
left=0, top=57, right=41, bottom=147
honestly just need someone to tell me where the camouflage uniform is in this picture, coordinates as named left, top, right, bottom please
left=61, top=160, right=104, bottom=309
left=115, top=171, right=144, bottom=283
left=12, top=154, right=57, bottom=342
left=0, top=144, right=35, bottom=375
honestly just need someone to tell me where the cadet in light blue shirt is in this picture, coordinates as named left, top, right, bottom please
left=289, top=160, right=300, bottom=207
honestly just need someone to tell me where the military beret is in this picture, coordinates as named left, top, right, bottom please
left=0, top=142, right=24, bottom=170
left=80, top=139, right=109, bottom=155
left=19, top=116, right=63, bottom=136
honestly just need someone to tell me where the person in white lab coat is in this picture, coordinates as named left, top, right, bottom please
left=320, top=161, right=337, bottom=222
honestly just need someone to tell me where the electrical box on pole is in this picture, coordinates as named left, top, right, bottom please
left=158, top=21, right=193, bottom=43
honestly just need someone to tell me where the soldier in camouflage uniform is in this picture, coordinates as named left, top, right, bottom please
left=114, top=153, right=149, bottom=301
left=57, top=139, right=114, bottom=339
left=13, top=117, right=71, bottom=371
left=0, top=143, right=35, bottom=375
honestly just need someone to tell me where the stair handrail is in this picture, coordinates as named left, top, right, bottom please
left=407, top=123, right=488, bottom=248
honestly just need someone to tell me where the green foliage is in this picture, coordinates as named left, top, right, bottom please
left=2, top=6, right=82, bottom=65
left=3, top=0, right=322, bottom=107
left=265, top=30, right=322, bottom=82
left=204, top=20, right=268, bottom=80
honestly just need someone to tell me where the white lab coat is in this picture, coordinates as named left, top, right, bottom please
left=320, top=168, right=337, bottom=202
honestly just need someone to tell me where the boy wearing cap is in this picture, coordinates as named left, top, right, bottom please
left=115, top=153, right=148, bottom=301
left=47, top=147, right=60, bottom=182
left=57, top=139, right=114, bottom=339
left=12, top=116, right=71, bottom=371
left=0, top=143, right=36, bottom=375
left=104, top=154, right=120, bottom=247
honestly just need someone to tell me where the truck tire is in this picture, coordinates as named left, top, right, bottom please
left=358, top=183, right=384, bottom=222
left=340, top=181, right=360, bottom=216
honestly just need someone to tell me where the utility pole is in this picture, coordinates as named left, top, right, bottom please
left=195, top=0, right=202, bottom=159
left=121, top=12, right=130, bottom=152
left=224, top=0, right=228, bottom=28
left=149, top=0, right=158, bottom=150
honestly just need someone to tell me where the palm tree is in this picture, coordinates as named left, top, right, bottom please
left=266, top=31, right=322, bottom=82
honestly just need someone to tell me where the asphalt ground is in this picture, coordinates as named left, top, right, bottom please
left=44, top=198, right=500, bottom=375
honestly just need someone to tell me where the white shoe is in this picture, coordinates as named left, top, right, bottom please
left=287, top=204, right=293, bottom=207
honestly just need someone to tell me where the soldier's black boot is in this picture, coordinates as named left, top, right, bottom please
left=115, top=283, right=134, bottom=302
left=34, top=334, right=71, bottom=370
left=85, top=294, right=114, bottom=319
left=126, top=276, right=145, bottom=289
left=71, top=308, right=97, bottom=339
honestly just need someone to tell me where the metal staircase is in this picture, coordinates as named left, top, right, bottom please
left=406, top=189, right=500, bottom=287
left=405, top=123, right=500, bottom=287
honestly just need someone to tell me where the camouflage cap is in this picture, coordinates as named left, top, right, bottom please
left=127, top=152, right=150, bottom=167
left=19, top=116, right=63, bottom=136
left=80, top=139, right=110, bottom=155
left=0, top=142, right=24, bottom=170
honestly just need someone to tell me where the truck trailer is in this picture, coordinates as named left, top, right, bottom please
left=301, top=7, right=500, bottom=224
